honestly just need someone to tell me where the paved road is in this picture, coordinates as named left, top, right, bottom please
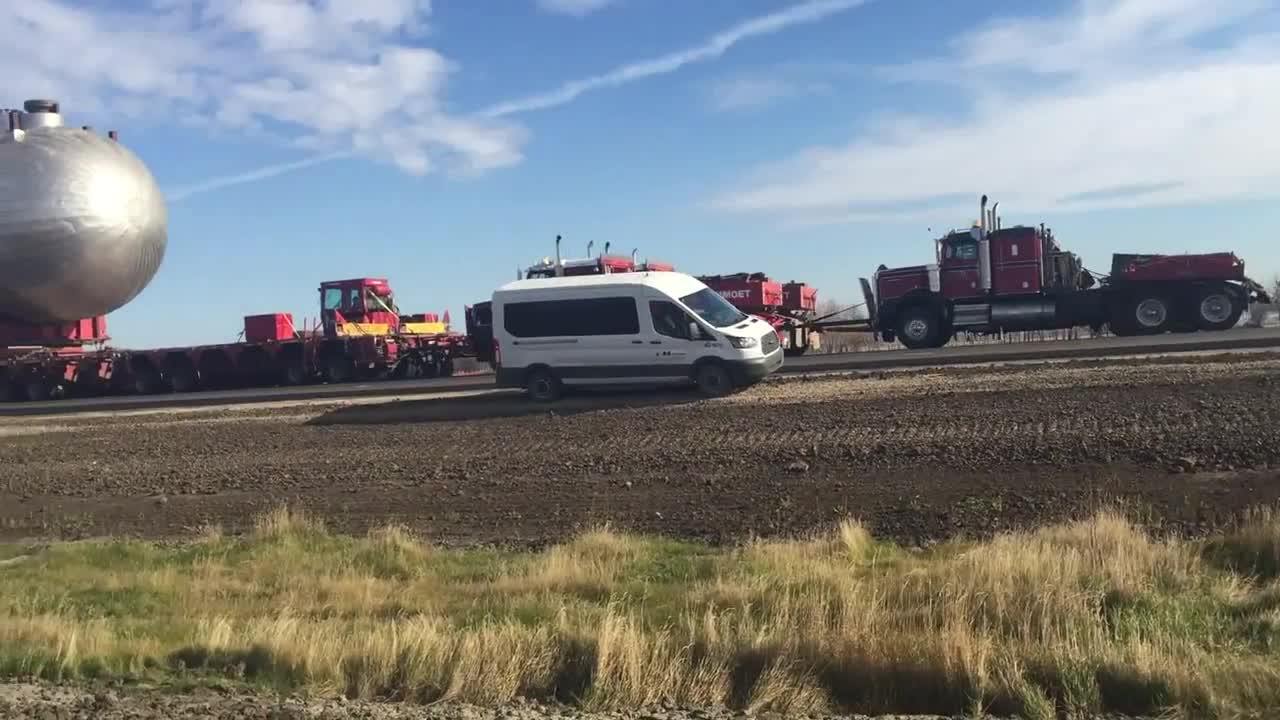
left=4, top=327, right=1279, bottom=416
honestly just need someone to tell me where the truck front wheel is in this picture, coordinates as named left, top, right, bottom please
left=1194, top=285, right=1242, bottom=331
left=895, top=306, right=942, bottom=350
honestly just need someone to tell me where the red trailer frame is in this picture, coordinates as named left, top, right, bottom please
left=2, top=277, right=473, bottom=402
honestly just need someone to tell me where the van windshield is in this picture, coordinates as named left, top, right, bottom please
left=680, top=288, right=748, bottom=328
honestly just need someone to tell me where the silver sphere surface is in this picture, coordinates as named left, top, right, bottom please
left=0, top=125, right=167, bottom=323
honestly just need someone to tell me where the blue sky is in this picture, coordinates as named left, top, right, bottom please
left=6, top=0, right=1280, bottom=347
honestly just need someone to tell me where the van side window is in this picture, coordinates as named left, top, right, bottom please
left=650, top=301, right=692, bottom=340
left=504, top=297, right=639, bottom=337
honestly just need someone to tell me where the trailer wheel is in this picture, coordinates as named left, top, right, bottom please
left=526, top=367, right=562, bottom=403
left=132, top=361, right=166, bottom=394
left=895, top=305, right=941, bottom=350
left=166, top=356, right=200, bottom=393
left=323, top=352, right=355, bottom=383
left=22, top=376, right=51, bottom=402
left=694, top=361, right=734, bottom=398
left=1194, top=285, right=1243, bottom=331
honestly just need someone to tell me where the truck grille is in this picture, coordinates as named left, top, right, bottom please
left=761, top=330, right=780, bottom=354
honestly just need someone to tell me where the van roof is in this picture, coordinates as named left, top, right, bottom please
left=494, top=271, right=705, bottom=296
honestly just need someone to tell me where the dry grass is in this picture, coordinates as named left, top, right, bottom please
left=2, top=507, right=1280, bottom=717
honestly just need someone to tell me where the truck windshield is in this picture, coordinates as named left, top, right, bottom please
left=680, top=288, right=747, bottom=328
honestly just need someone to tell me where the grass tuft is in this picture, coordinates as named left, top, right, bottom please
left=2, top=505, right=1280, bottom=716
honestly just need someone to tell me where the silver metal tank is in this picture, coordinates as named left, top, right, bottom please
left=0, top=99, right=167, bottom=323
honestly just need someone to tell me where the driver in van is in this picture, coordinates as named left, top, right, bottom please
left=653, top=304, right=685, bottom=338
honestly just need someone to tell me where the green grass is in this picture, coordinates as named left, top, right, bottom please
left=2, top=505, right=1280, bottom=717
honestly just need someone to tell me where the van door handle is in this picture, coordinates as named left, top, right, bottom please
left=649, top=341, right=662, bottom=345
left=631, top=340, right=643, bottom=344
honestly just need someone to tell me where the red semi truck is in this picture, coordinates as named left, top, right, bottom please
left=860, top=195, right=1272, bottom=349
left=1, top=278, right=469, bottom=402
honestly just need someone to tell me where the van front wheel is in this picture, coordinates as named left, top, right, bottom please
left=694, top=362, right=734, bottom=398
left=526, top=368, right=562, bottom=403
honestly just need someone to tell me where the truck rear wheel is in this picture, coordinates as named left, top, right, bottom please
left=1194, top=285, right=1242, bottom=331
left=1119, top=293, right=1173, bottom=335
left=895, top=306, right=942, bottom=350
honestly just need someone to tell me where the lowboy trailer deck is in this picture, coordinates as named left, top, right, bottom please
left=1, top=277, right=470, bottom=402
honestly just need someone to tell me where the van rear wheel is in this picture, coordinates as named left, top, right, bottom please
left=695, top=361, right=734, bottom=398
left=526, top=368, right=562, bottom=403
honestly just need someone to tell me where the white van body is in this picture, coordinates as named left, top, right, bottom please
left=491, top=271, right=784, bottom=397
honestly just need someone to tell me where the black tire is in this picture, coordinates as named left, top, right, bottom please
left=323, top=351, right=355, bottom=383
left=167, top=359, right=200, bottom=393
left=895, top=305, right=941, bottom=350
left=23, top=377, right=51, bottom=402
left=133, top=364, right=166, bottom=394
left=1122, top=293, right=1173, bottom=335
left=694, top=361, right=734, bottom=398
left=1193, top=285, right=1243, bottom=331
left=526, top=367, right=561, bottom=403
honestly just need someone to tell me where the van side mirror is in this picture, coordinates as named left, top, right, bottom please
left=688, top=322, right=701, bottom=340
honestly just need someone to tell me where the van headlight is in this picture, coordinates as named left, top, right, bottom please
left=728, top=336, right=758, bottom=349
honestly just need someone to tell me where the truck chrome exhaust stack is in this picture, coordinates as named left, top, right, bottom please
left=554, top=234, right=563, bottom=277
left=978, top=195, right=993, bottom=292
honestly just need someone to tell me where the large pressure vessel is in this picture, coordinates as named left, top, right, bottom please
left=0, top=99, right=167, bottom=324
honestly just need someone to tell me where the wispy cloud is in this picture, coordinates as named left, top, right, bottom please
left=166, top=151, right=351, bottom=202
left=1, top=0, right=524, bottom=180
left=707, top=62, right=862, bottom=112
left=481, top=0, right=867, bottom=118
left=710, top=0, right=1280, bottom=224
left=536, top=0, right=619, bottom=17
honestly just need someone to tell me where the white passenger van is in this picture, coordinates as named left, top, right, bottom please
left=491, top=271, right=784, bottom=401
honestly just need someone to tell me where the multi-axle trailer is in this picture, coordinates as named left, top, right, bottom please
left=1, top=278, right=468, bottom=402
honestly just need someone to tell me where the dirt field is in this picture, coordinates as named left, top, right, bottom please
left=2, top=353, right=1279, bottom=546
left=0, top=683, right=955, bottom=719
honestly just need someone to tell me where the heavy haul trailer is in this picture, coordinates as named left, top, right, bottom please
left=696, top=273, right=823, bottom=356
left=1, top=277, right=470, bottom=402
left=859, top=195, right=1273, bottom=350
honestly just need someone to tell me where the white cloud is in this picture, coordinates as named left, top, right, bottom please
left=710, top=77, right=812, bottom=111
left=482, top=0, right=867, bottom=118
left=2, top=0, right=861, bottom=196
left=0, top=0, right=524, bottom=180
left=167, top=151, right=350, bottom=201
left=711, top=0, right=1280, bottom=224
left=707, top=63, right=861, bottom=111
left=536, top=0, right=618, bottom=17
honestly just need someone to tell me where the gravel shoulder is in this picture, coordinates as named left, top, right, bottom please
left=2, top=354, right=1278, bottom=546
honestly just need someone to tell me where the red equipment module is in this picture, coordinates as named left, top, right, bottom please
left=697, top=273, right=821, bottom=356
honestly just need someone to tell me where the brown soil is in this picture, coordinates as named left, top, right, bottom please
left=0, top=683, right=955, bottom=720
left=2, top=355, right=1279, bottom=547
